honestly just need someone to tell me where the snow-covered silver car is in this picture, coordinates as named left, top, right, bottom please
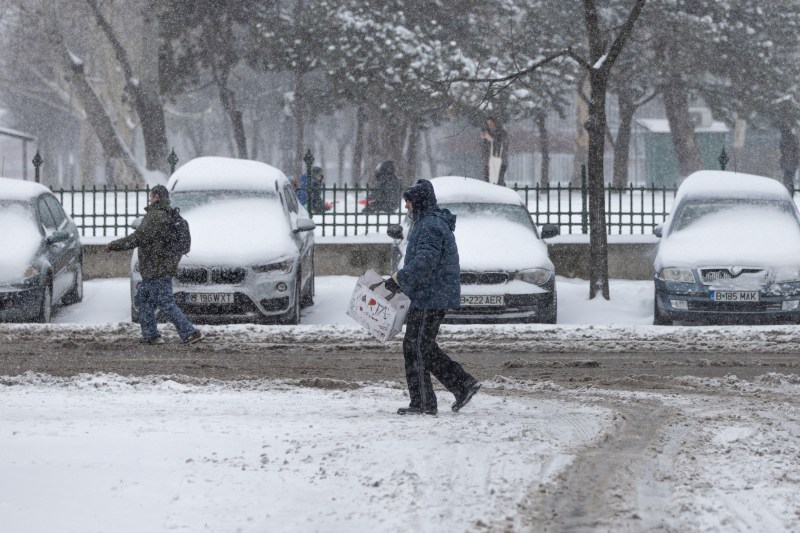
left=388, top=176, right=559, bottom=323
left=654, top=170, right=800, bottom=325
left=129, top=157, right=315, bottom=324
left=0, top=177, right=83, bottom=323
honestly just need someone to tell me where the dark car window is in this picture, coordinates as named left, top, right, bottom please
left=285, top=186, right=299, bottom=213
left=43, top=195, right=67, bottom=228
left=37, top=197, right=57, bottom=230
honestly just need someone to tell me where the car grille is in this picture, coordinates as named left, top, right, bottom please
left=688, top=301, right=782, bottom=312
left=460, top=272, right=508, bottom=285
left=175, top=267, right=247, bottom=285
left=211, top=267, right=246, bottom=284
left=699, top=267, right=766, bottom=285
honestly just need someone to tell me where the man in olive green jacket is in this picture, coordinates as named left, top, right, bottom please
left=107, top=185, right=202, bottom=345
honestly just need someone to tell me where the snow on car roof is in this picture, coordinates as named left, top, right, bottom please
left=0, top=176, right=50, bottom=201
left=430, top=176, right=525, bottom=206
left=167, top=157, right=287, bottom=192
left=675, top=170, right=791, bottom=203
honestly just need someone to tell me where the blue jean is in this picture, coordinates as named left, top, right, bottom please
left=135, top=277, right=196, bottom=342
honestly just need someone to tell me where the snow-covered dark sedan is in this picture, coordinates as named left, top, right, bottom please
left=0, top=177, right=83, bottom=322
left=653, top=170, right=800, bottom=325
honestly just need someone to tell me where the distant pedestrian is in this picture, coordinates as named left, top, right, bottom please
left=384, top=179, right=481, bottom=416
left=293, top=166, right=329, bottom=214
left=481, top=116, right=509, bottom=186
left=363, top=160, right=402, bottom=213
left=106, top=185, right=203, bottom=345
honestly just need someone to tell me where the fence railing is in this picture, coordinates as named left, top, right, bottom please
left=53, top=183, right=683, bottom=238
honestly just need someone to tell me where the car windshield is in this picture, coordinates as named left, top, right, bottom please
left=171, top=190, right=278, bottom=211
left=670, top=199, right=799, bottom=234
left=439, top=202, right=536, bottom=233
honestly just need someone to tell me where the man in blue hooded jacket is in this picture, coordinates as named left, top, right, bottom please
left=384, top=179, right=481, bottom=416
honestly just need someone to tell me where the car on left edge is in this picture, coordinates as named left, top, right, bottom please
left=0, top=177, right=83, bottom=322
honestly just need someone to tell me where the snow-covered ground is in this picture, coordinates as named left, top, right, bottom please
left=4, top=277, right=800, bottom=531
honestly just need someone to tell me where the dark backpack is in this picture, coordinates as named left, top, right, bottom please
left=163, top=207, right=191, bottom=256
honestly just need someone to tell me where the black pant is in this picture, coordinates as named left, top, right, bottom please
left=402, top=308, right=475, bottom=410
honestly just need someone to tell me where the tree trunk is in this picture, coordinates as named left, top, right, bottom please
left=536, top=112, right=550, bottom=187
left=586, top=75, right=610, bottom=300
left=65, top=51, right=143, bottom=183
left=86, top=0, right=169, bottom=174
left=293, top=70, right=306, bottom=180
left=216, top=76, right=248, bottom=159
left=778, top=122, right=799, bottom=191
left=612, top=92, right=636, bottom=188
left=572, top=76, right=590, bottom=186
left=351, top=106, right=366, bottom=185
left=406, top=123, right=420, bottom=184
left=662, top=75, right=702, bottom=179
left=424, top=131, right=437, bottom=178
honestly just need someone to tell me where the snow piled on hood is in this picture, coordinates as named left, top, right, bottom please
left=0, top=207, right=41, bottom=281
left=657, top=205, right=800, bottom=267
left=455, top=216, right=552, bottom=271
left=181, top=198, right=296, bottom=266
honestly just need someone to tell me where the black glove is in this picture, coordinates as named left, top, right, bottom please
left=384, top=276, right=401, bottom=292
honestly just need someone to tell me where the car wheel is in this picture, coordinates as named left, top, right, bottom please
left=284, top=276, right=301, bottom=325
left=62, top=261, right=84, bottom=305
left=653, top=296, right=672, bottom=326
left=301, top=269, right=315, bottom=308
left=35, top=281, right=52, bottom=323
left=541, top=292, right=557, bottom=324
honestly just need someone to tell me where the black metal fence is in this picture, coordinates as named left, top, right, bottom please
left=52, top=183, right=682, bottom=238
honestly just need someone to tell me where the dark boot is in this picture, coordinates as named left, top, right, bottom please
left=397, top=405, right=438, bottom=416
left=452, top=381, right=481, bottom=412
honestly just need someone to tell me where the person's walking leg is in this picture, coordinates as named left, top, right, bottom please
left=401, top=308, right=423, bottom=410
left=424, top=310, right=481, bottom=411
left=135, top=279, right=160, bottom=341
left=414, top=309, right=438, bottom=412
left=152, top=277, right=197, bottom=342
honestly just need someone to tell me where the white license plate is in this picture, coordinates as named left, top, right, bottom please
left=710, top=291, right=759, bottom=302
left=460, top=295, right=505, bottom=306
left=189, top=293, right=234, bottom=304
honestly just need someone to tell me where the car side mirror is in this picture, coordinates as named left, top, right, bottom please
left=540, top=224, right=559, bottom=239
left=130, top=217, right=143, bottom=229
left=387, top=224, right=404, bottom=240
left=654, top=225, right=663, bottom=238
left=294, top=218, right=316, bottom=233
left=46, top=230, right=71, bottom=245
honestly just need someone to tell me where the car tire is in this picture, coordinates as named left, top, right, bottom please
left=541, top=292, right=557, bottom=324
left=35, top=281, right=52, bottom=324
left=301, top=270, right=315, bottom=308
left=284, top=276, right=302, bottom=325
left=62, top=261, right=84, bottom=305
left=653, top=296, right=672, bottom=326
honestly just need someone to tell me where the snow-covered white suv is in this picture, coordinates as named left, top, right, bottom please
left=654, top=170, right=800, bottom=325
left=129, top=157, right=316, bottom=324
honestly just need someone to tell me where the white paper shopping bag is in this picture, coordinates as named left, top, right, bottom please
left=346, top=269, right=411, bottom=343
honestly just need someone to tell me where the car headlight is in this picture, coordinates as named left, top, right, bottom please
left=514, top=268, right=553, bottom=285
left=773, top=267, right=800, bottom=283
left=252, top=258, right=294, bottom=274
left=23, top=265, right=39, bottom=279
left=658, top=267, right=695, bottom=283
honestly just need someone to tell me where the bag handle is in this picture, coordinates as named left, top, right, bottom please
left=369, top=279, right=399, bottom=300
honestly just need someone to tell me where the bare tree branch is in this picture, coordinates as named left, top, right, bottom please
left=443, top=48, right=573, bottom=84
